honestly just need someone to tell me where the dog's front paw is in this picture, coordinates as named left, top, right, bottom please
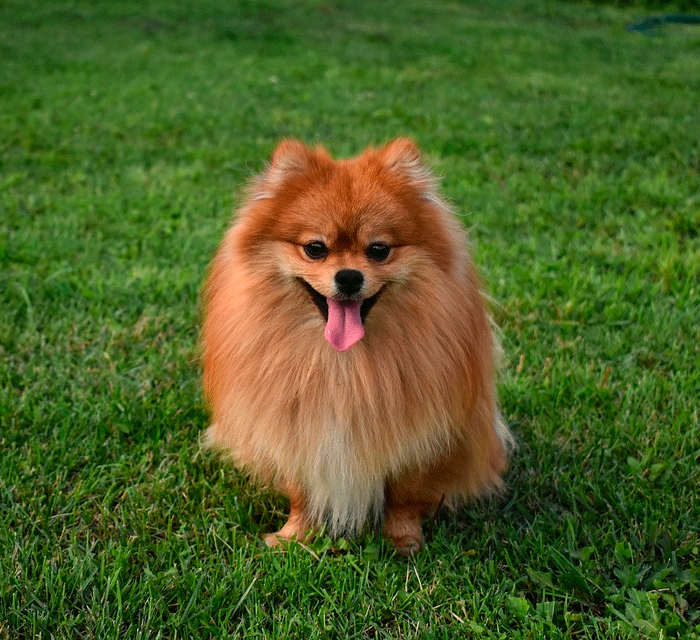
left=262, top=532, right=284, bottom=548
left=389, top=534, right=423, bottom=557
left=384, top=507, right=424, bottom=556
left=261, top=523, right=313, bottom=549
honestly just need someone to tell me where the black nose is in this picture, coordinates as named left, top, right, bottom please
left=335, top=269, right=364, bottom=296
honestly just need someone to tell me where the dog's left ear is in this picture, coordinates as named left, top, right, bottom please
left=378, top=138, right=443, bottom=206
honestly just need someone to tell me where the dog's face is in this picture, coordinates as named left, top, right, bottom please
left=237, top=139, right=456, bottom=351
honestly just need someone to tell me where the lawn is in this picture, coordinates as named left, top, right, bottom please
left=1, top=0, right=699, bottom=637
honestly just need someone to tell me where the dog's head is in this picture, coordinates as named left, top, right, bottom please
left=236, top=138, right=458, bottom=351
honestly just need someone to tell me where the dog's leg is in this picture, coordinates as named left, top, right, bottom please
left=383, top=499, right=424, bottom=556
left=385, top=424, right=509, bottom=556
left=262, top=484, right=312, bottom=548
left=383, top=460, right=459, bottom=556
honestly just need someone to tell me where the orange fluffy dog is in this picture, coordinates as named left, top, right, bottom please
left=202, top=139, right=512, bottom=555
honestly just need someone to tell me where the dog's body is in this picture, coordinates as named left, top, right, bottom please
left=202, top=139, right=511, bottom=554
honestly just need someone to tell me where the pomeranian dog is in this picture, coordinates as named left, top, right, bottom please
left=202, top=138, right=512, bottom=555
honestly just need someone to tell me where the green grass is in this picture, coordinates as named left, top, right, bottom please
left=1, top=0, right=699, bottom=637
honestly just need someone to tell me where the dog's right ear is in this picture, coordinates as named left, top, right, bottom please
left=249, top=139, right=332, bottom=200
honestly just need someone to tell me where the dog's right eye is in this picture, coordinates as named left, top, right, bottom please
left=303, top=242, right=328, bottom=260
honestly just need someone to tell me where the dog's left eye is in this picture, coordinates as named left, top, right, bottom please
left=366, top=243, right=391, bottom=262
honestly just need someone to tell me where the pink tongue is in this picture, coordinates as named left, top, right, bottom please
left=324, top=298, right=364, bottom=352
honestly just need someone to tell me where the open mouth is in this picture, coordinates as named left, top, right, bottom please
left=298, top=279, right=383, bottom=323
left=298, top=278, right=384, bottom=351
